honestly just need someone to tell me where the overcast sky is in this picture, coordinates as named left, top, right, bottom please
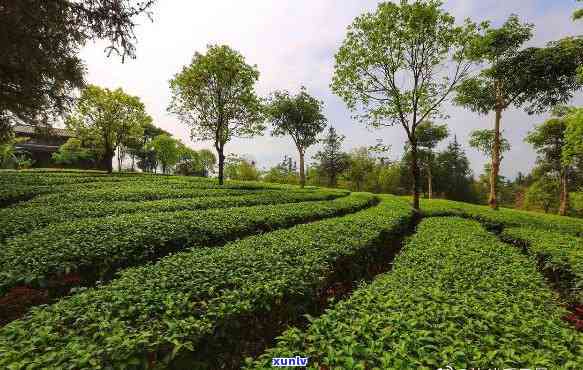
left=80, top=0, right=582, bottom=178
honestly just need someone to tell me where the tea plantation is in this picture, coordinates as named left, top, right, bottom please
left=0, top=171, right=582, bottom=369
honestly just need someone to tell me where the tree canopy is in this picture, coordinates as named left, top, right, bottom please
left=455, top=15, right=583, bottom=209
left=469, top=129, right=511, bottom=158
left=331, top=0, right=483, bottom=210
left=266, top=87, right=327, bottom=187
left=313, top=127, right=349, bottom=187
left=169, top=44, right=264, bottom=185
left=0, top=0, right=156, bottom=141
left=66, top=85, right=150, bottom=173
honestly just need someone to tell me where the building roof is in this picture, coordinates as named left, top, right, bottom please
left=13, top=125, right=73, bottom=138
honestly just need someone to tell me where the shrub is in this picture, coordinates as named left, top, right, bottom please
left=247, top=217, right=583, bottom=369
left=0, top=189, right=347, bottom=241
left=419, top=198, right=583, bottom=236
left=502, top=226, right=583, bottom=305
left=0, top=193, right=374, bottom=296
left=0, top=196, right=413, bottom=369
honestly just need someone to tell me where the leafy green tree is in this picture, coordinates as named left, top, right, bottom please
left=433, top=137, right=476, bottom=202
left=348, top=147, right=376, bottom=192
left=266, top=87, right=327, bottom=188
left=52, top=138, right=96, bottom=166
left=147, top=134, right=180, bottom=174
left=415, top=121, right=449, bottom=199
left=66, top=85, right=149, bottom=173
left=197, top=149, right=217, bottom=177
left=524, top=177, right=560, bottom=214
left=0, top=137, right=32, bottom=169
left=526, top=110, right=579, bottom=216
left=169, top=45, right=265, bottom=185
left=313, top=127, right=349, bottom=187
left=468, top=129, right=511, bottom=158
left=331, top=0, right=482, bottom=210
left=455, top=16, right=583, bottom=209
left=574, top=0, right=583, bottom=21
left=263, top=155, right=299, bottom=185
left=0, top=0, right=156, bottom=140
left=564, top=108, right=583, bottom=167
left=128, top=121, right=169, bottom=172
left=224, top=156, right=260, bottom=181
left=378, top=163, right=404, bottom=195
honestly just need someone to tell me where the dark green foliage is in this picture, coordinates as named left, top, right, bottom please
left=0, top=196, right=413, bottom=368
left=313, top=127, right=349, bottom=187
left=419, top=198, right=583, bottom=236
left=0, top=193, right=373, bottom=294
left=266, top=87, right=327, bottom=187
left=0, top=189, right=347, bottom=241
left=433, top=137, right=477, bottom=202
left=0, top=0, right=155, bottom=135
left=502, top=227, right=583, bottom=305
left=51, top=138, right=96, bottom=166
left=248, top=217, right=582, bottom=369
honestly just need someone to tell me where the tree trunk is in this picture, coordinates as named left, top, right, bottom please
left=217, top=147, right=225, bottom=186
left=410, top=141, right=420, bottom=211
left=427, top=165, right=433, bottom=200
left=298, top=150, right=305, bottom=188
left=117, top=150, right=122, bottom=172
left=329, top=174, right=336, bottom=188
left=559, top=169, right=569, bottom=216
left=489, top=106, right=502, bottom=210
left=103, top=148, right=114, bottom=174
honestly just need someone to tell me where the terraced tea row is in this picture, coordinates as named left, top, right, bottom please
left=0, top=172, right=291, bottom=207
left=420, top=198, right=583, bottom=236
left=0, top=193, right=373, bottom=298
left=0, top=196, right=413, bottom=369
left=0, top=189, right=347, bottom=240
left=248, top=217, right=583, bottom=369
left=502, top=227, right=583, bottom=305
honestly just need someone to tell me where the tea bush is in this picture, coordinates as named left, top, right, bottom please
left=0, top=193, right=374, bottom=295
left=502, top=226, right=583, bottom=304
left=0, top=196, right=414, bottom=369
left=0, top=189, right=346, bottom=240
left=248, top=217, right=583, bottom=369
left=419, top=198, right=583, bottom=236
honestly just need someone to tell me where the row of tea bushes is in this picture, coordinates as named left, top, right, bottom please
left=248, top=217, right=583, bottom=369
left=0, top=196, right=414, bottom=369
left=0, top=172, right=291, bottom=207
left=502, top=227, right=583, bottom=305
left=16, top=187, right=269, bottom=207
left=0, top=193, right=374, bottom=296
left=0, top=189, right=346, bottom=241
left=419, top=198, right=583, bottom=236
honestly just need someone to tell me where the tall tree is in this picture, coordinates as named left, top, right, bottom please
left=266, top=87, right=327, bottom=188
left=348, top=147, right=376, bottom=192
left=66, top=85, right=149, bottom=173
left=313, top=127, right=349, bottom=187
left=433, top=137, right=476, bottom=202
left=415, top=121, right=449, bottom=199
left=0, top=0, right=156, bottom=140
left=331, top=0, right=482, bottom=211
left=468, top=129, right=511, bottom=159
left=127, top=121, right=169, bottom=172
left=148, top=134, right=181, bottom=174
left=455, top=16, right=583, bottom=209
left=169, top=45, right=264, bottom=185
left=526, top=108, right=579, bottom=216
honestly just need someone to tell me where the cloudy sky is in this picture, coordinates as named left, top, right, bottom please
left=80, top=0, right=582, bottom=177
